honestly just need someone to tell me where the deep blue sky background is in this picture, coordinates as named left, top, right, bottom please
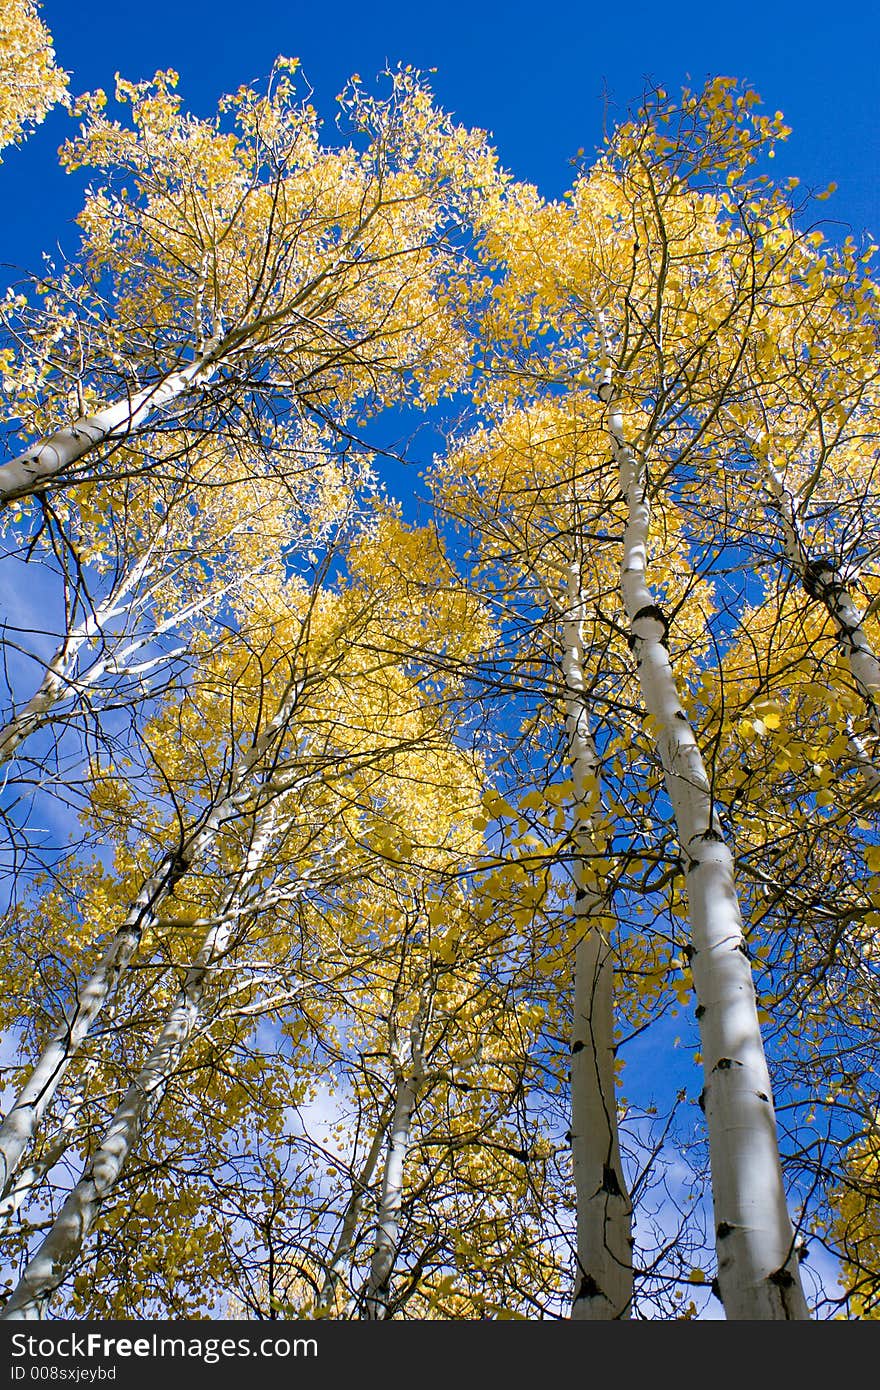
left=1, top=0, right=878, bottom=282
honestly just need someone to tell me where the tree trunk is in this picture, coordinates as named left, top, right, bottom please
left=316, top=1118, right=390, bottom=1315
left=0, top=676, right=304, bottom=1201
left=362, top=1004, right=426, bottom=1320
left=601, top=365, right=810, bottom=1319
left=0, top=813, right=283, bottom=1319
left=561, top=569, right=633, bottom=1319
left=0, top=352, right=219, bottom=507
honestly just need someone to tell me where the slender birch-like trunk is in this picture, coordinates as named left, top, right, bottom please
left=0, top=352, right=220, bottom=507
left=561, top=568, right=633, bottom=1319
left=0, top=570, right=235, bottom=768
left=316, top=1119, right=390, bottom=1315
left=361, top=1002, right=426, bottom=1320
left=0, top=676, right=304, bottom=1201
left=0, top=1064, right=96, bottom=1224
left=0, top=565, right=149, bottom=766
left=1, top=814, right=283, bottom=1320
left=742, top=427, right=880, bottom=788
left=0, top=199, right=389, bottom=509
left=598, top=352, right=809, bottom=1318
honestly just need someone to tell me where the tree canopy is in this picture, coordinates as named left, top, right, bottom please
left=0, top=23, right=878, bottom=1322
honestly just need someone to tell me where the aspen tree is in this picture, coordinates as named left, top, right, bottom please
left=562, top=567, right=632, bottom=1319
left=599, top=343, right=808, bottom=1318
left=0, top=66, right=493, bottom=509
left=2, top=50, right=878, bottom=1318
left=0, top=664, right=308, bottom=1206
left=1, top=513, right=494, bottom=1317
left=2, top=804, right=293, bottom=1318
left=433, top=409, right=647, bottom=1316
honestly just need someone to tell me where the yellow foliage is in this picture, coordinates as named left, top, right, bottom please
left=0, top=0, right=67, bottom=157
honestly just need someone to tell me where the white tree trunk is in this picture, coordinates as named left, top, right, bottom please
left=600, top=359, right=809, bottom=1319
left=0, top=204, right=387, bottom=509
left=0, top=815, right=282, bottom=1320
left=0, top=1065, right=96, bottom=1224
left=0, top=528, right=168, bottom=766
left=362, top=1005, right=425, bottom=1320
left=316, top=1120, right=390, bottom=1314
left=0, top=676, right=304, bottom=1201
left=0, top=571, right=237, bottom=767
left=561, top=572, right=632, bottom=1320
left=740, top=426, right=880, bottom=790
left=0, top=353, right=219, bottom=507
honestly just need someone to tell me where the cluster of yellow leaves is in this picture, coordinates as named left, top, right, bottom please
left=0, top=0, right=66, bottom=157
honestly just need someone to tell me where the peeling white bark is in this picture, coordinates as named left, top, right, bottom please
left=561, top=568, right=632, bottom=1320
left=599, top=341, right=809, bottom=1319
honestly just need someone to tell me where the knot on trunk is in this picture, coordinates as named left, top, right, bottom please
left=802, top=557, right=840, bottom=600
left=601, top=1163, right=623, bottom=1196
left=713, top=1057, right=742, bottom=1072
left=631, top=604, right=669, bottom=645
left=574, top=1272, right=605, bottom=1303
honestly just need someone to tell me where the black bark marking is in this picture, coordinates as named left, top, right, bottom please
left=574, top=1273, right=605, bottom=1303
left=632, top=604, right=670, bottom=644
left=802, top=557, right=839, bottom=600
left=571, top=1040, right=585, bottom=1054
left=695, top=1004, right=706, bottom=1020
left=602, top=1164, right=623, bottom=1196
left=716, top=1222, right=734, bottom=1240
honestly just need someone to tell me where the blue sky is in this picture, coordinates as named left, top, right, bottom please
left=1, top=0, right=877, bottom=281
